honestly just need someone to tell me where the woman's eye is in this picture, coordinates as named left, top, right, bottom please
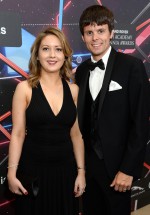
left=56, top=48, right=62, bottom=52
left=43, top=47, right=48, bottom=51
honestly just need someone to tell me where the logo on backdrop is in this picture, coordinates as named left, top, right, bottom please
left=131, top=177, right=150, bottom=199
left=0, top=12, right=22, bottom=47
left=111, top=23, right=136, bottom=49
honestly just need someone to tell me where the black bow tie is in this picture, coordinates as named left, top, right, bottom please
left=88, top=59, right=105, bottom=71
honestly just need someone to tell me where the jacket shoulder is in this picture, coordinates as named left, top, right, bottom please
left=116, top=51, right=143, bottom=64
left=76, top=58, right=91, bottom=71
left=75, top=58, right=90, bottom=85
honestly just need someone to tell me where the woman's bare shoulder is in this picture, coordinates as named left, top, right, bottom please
left=15, top=80, right=31, bottom=92
left=14, top=80, right=32, bottom=101
left=67, top=81, right=78, bottom=92
left=67, top=81, right=79, bottom=102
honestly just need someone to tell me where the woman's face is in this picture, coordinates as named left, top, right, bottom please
left=38, top=34, right=65, bottom=74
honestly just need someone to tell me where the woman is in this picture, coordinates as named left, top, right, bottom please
left=7, top=27, right=85, bottom=215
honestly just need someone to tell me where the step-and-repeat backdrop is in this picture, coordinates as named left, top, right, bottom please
left=0, top=0, right=150, bottom=214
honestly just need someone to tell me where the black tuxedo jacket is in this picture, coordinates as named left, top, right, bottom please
left=75, top=47, right=150, bottom=180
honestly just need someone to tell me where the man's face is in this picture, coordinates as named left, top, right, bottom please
left=82, top=23, right=114, bottom=61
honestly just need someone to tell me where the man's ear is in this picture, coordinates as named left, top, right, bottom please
left=110, top=30, right=114, bottom=39
left=82, top=35, right=85, bottom=42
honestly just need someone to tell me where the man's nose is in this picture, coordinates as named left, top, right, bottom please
left=92, top=33, right=99, bottom=41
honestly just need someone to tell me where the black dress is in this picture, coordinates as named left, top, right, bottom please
left=15, top=78, right=78, bottom=215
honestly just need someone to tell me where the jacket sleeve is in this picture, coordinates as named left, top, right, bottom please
left=120, top=58, right=150, bottom=179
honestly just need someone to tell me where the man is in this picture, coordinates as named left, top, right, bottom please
left=75, top=5, right=149, bottom=215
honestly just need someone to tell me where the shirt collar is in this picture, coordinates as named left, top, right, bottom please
left=91, top=46, right=112, bottom=69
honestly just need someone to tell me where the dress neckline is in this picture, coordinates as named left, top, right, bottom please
left=38, top=78, right=64, bottom=117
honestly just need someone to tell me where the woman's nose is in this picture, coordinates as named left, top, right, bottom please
left=49, top=49, right=55, bottom=57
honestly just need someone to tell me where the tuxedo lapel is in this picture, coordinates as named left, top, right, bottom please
left=98, top=48, right=117, bottom=118
left=77, top=61, right=90, bottom=131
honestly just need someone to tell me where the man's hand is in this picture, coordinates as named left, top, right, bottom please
left=110, top=171, right=133, bottom=192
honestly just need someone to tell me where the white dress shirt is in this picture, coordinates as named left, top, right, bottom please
left=89, top=46, right=111, bottom=100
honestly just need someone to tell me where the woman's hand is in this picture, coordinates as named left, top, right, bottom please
left=74, top=170, right=86, bottom=197
left=7, top=176, right=28, bottom=195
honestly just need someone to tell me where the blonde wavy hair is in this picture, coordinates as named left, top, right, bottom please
left=28, top=27, right=74, bottom=87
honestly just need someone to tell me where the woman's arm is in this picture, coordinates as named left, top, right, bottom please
left=7, top=81, right=31, bottom=195
left=70, top=83, right=86, bottom=197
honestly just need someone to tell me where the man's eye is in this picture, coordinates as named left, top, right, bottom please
left=87, top=31, right=93, bottom=35
left=98, top=30, right=104, bottom=34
